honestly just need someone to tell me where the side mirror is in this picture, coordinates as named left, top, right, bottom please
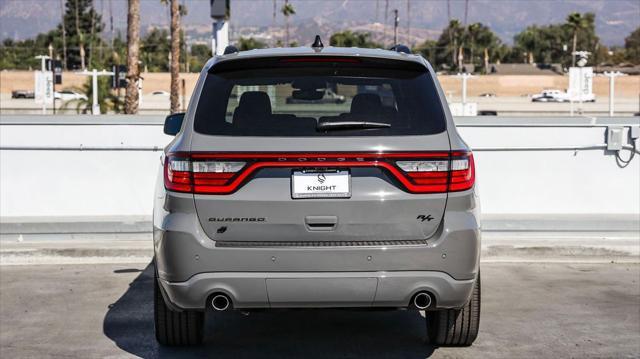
left=164, top=112, right=185, bottom=136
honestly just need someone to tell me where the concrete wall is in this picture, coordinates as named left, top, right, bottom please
left=1, top=116, right=638, bottom=233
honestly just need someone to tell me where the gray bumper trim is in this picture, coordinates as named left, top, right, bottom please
left=215, top=239, right=428, bottom=248
left=160, top=271, right=475, bottom=311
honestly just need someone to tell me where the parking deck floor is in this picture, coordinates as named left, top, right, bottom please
left=1, top=261, right=639, bottom=358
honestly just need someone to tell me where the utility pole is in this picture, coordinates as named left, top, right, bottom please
left=109, top=0, right=114, bottom=50
left=392, top=9, right=399, bottom=45
left=384, top=0, right=388, bottom=46
left=272, top=0, right=276, bottom=47
left=406, top=0, right=411, bottom=46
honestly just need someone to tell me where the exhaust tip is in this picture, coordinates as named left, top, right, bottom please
left=412, top=292, right=432, bottom=310
left=211, top=294, right=231, bottom=311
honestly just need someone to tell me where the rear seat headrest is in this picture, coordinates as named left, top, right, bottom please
left=237, top=91, right=272, bottom=115
left=350, top=93, right=383, bottom=115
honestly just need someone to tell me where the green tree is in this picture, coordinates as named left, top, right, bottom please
left=625, top=27, right=640, bottom=64
left=463, top=22, right=503, bottom=69
left=60, top=0, right=104, bottom=69
left=565, top=12, right=589, bottom=67
left=513, top=13, right=598, bottom=66
left=62, top=76, right=122, bottom=114
left=237, top=37, right=267, bottom=51
left=412, top=39, right=438, bottom=65
left=428, top=20, right=502, bottom=71
left=0, top=0, right=121, bottom=70
left=281, top=0, right=296, bottom=46
left=329, top=31, right=382, bottom=48
left=434, top=19, right=465, bottom=70
left=140, top=28, right=171, bottom=72
left=188, top=44, right=212, bottom=72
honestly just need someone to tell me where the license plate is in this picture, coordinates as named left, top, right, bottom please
left=291, top=170, right=351, bottom=199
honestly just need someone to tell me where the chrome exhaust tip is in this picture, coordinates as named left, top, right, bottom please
left=412, top=292, right=432, bottom=310
left=211, top=294, right=231, bottom=311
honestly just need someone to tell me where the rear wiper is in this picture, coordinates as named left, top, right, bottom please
left=316, top=121, right=391, bottom=131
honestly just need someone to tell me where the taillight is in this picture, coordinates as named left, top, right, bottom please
left=164, top=154, right=246, bottom=194
left=395, top=152, right=474, bottom=193
left=449, top=155, right=475, bottom=192
left=163, top=152, right=474, bottom=195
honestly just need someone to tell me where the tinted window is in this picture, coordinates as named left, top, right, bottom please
left=194, top=65, right=446, bottom=136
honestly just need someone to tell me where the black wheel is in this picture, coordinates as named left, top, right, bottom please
left=154, top=271, right=204, bottom=346
left=426, top=274, right=480, bottom=347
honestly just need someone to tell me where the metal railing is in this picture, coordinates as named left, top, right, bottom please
left=1, top=115, right=638, bottom=154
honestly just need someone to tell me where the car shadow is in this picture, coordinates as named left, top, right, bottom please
left=103, top=262, right=437, bottom=358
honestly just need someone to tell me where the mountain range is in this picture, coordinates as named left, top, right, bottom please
left=0, top=0, right=638, bottom=46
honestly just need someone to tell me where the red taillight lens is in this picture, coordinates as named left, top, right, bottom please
left=164, top=154, right=245, bottom=194
left=395, top=152, right=475, bottom=193
left=448, top=153, right=475, bottom=192
left=163, top=152, right=475, bottom=195
left=164, top=156, right=192, bottom=192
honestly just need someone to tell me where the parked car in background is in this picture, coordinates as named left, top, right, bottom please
left=478, top=93, right=496, bottom=98
left=286, top=88, right=345, bottom=104
left=531, top=89, right=595, bottom=103
left=151, top=91, right=170, bottom=96
left=54, top=90, right=87, bottom=102
left=11, top=90, right=35, bottom=99
left=531, top=90, right=570, bottom=102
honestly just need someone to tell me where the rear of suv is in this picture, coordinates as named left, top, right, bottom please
left=153, top=42, right=481, bottom=347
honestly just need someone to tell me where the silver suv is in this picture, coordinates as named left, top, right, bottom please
left=154, top=41, right=481, bottom=347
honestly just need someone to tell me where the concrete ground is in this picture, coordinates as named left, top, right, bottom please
left=1, top=261, right=639, bottom=358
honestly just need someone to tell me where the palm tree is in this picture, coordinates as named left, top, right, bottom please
left=281, top=0, right=296, bottom=46
left=74, top=0, right=86, bottom=70
left=168, top=0, right=181, bottom=113
left=125, top=0, right=140, bottom=114
left=566, top=12, right=588, bottom=67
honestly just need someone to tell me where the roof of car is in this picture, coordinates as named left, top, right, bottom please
left=205, top=46, right=428, bottom=70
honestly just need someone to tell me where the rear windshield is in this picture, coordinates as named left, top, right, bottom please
left=193, top=61, right=446, bottom=136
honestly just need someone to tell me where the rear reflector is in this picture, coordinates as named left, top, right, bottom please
left=164, top=152, right=474, bottom=195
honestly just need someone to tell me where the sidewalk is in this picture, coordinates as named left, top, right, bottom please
left=1, top=231, right=638, bottom=265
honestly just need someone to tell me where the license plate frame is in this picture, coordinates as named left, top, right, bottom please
left=291, top=169, right=351, bottom=199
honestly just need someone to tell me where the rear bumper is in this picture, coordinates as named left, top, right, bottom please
left=160, top=270, right=476, bottom=310
left=153, top=189, right=481, bottom=310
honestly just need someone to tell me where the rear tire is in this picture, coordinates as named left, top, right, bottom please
left=154, top=272, right=204, bottom=346
left=425, top=274, right=480, bottom=347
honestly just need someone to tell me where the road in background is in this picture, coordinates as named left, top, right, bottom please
left=1, top=71, right=638, bottom=116
left=0, top=262, right=638, bottom=358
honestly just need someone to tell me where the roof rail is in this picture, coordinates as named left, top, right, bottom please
left=223, top=45, right=239, bottom=55
left=389, top=44, right=411, bottom=54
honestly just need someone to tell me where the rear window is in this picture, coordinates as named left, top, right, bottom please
left=193, top=59, right=446, bottom=136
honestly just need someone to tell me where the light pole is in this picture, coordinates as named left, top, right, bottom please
left=210, top=0, right=229, bottom=56
left=77, top=69, right=115, bottom=115
left=392, top=9, right=399, bottom=45
left=456, top=73, right=474, bottom=106
left=602, top=71, right=626, bottom=117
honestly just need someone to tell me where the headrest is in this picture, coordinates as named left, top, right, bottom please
left=350, top=93, right=383, bottom=115
left=237, top=91, right=272, bottom=115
